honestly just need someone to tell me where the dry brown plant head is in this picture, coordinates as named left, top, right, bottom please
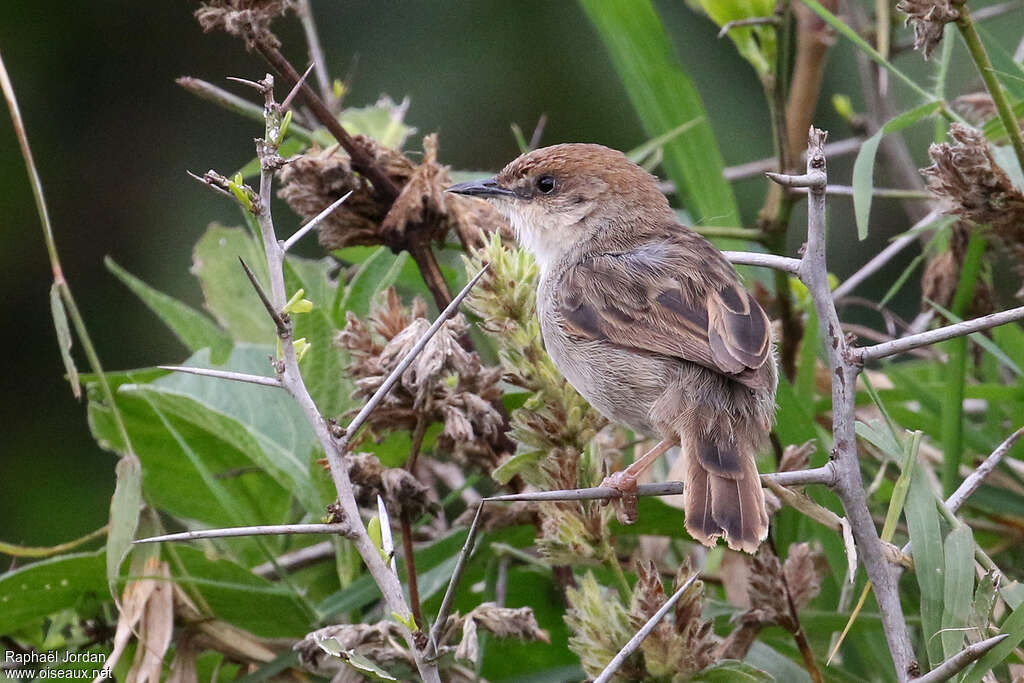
left=195, top=0, right=295, bottom=49
left=336, top=287, right=506, bottom=469
left=896, top=0, right=959, bottom=59
left=278, top=134, right=509, bottom=253
left=922, top=124, right=1024, bottom=297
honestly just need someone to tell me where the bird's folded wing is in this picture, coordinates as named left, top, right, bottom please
left=557, top=246, right=771, bottom=385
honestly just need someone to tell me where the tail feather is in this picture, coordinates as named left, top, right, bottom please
left=683, top=436, right=768, bottom=553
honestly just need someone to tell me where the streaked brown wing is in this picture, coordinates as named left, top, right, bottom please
left=557, top=244, right=771, bottom=386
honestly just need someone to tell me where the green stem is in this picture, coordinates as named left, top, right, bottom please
left=941, top=233, right=986, bottom=496
left=0, top=52, right=134, bottom=454
left=956, top=6, right=1024, bottom=174
left=692, top=225, right=766, bottom=241
left=600, top=538, right=632, bottom=602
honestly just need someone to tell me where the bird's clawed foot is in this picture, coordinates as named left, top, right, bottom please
left=600, top=470, right=640, bottom=525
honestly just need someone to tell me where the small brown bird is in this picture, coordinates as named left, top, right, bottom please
left=449, top=143, right=776, bottom=553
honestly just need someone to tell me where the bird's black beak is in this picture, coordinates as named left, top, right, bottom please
left=446, top=177, right=515, bottom=198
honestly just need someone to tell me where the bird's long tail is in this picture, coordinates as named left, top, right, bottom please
left=681, top=434, right=768, bottom=554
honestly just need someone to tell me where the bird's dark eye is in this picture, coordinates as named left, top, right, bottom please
left=536, top=175, right=556, bottom=194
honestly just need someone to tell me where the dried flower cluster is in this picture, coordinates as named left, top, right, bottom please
left=896, top=0, right=959, bottom=59
left=922, top=124, right=1024, bottom=296
left=451, top=603, right=550, bottom=665
left=717, top=543, right=824, bottom=660
left=345, top=452, right=436, bottom=519
left=337, top=287, right=507, bottom=469
left=278, top=134, right=508, bottom=253
left=195, top=0, right=294, bottom=49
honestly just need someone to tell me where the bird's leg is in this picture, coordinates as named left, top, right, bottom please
left=600, top=437, right=678, bottom=495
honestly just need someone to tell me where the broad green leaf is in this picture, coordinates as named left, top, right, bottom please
left=692, top=659, right=773, bottom=682
left=106, top=455, right=142, bottom=598
left=192, top=224, right=275, bottom=343
left=852, top=101, right=942, bottom=239
left=580, top=0, right=739, bottom=227
left=992, top=144, right=1024, bottom=192
left=49, top=284, right=81, bottom=398
left=906, top=464, right=945, bottom=669
left=334, top=247, right=410, bottom=322
left=106, top=257, right=232, bottom=363
left=171, top=546, right=310, bottom=637
left=0, top=551, right=106, bottom=635
left=744, top=642, right=812, bottom=683
left=940, top=524, right=975, bottom=661
left=492, top=449, right=545, bottom=484
left=339, top=95, right=415, bottom=150
left=88, top=376, right=297, bottom=531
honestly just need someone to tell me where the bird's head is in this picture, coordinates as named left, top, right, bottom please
left=447, top=143, right=671, bottom=273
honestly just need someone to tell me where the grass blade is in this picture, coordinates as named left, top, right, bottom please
left=580, top=0, right=740, bottom=227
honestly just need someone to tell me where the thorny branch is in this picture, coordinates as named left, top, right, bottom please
left=247, top=74, right=441, bottom=683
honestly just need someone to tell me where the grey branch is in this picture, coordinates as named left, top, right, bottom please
left=910, top=634, right=1008, bottom=683
left=248, top=76, right=441, bottom=683
left=722, top=136, right=863, bottom=182
left=593, top=572, right=701, bottom=683
left=946, top=427, right=1024, bottom=515
left=134, top=523, right=350, bottom=544
left=856, top=305, right=1024, bottom=363
left=427, top=504, right=484, bottom=660
left=281, top=190, right=352, bottom=252
left=832, top=211, right=939, bottom=301
left=157, top=365, right=282, bottom=388
left=253, top=541, right=334, bottom=579
left=765, top=169, right=827, bottom=189
left=768, top=128, right=917, bottom=678
left=724, top=251, right=802, bottom=273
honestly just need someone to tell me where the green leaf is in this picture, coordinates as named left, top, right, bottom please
left=339, top=95, right=415, bottom=150
left=968, top=571, right=999, bottom=647
left=962, top=602, right=1024, bottom=683
left=940, top=524, right=975, bottom=661
left=192, top=224, right=275, bottom=343
left=692, top=659, right=773, bottom=682
left=580, top=0, right=740, bottom=227
left=106, top=257, right=232, bottom=364
left=335, top=247, right=410, bottom=322
left=49, top=284, right=81, bottom=398
left=106, top=455, right=142, bottom=598
left=171, top=546, right=309, bottom=637
left=852, top=101, right=942, bottom=240
left=744, top=642, right=812, bottom=683
left=906, top=464, right=945, bottom=669
left=0, top=551, right=106, bottom=635
left=692, top=0, right=776, bottom=78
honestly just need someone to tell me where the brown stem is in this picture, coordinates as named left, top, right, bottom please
left=254, top=40, right=401, bottom=203
left=772, top=540, right=825, bottom=683
left=408, top=241, right=453, bottom=307
left=400, top=511, right=424, bottom=630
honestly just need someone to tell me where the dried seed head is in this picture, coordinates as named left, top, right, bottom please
left=783, top=542, right=826, bottom=611
left=337, top=287, right=507, bottom=469
left=278, top=133, right=509, bottom=253
left=779, top=439, right=816, bottom=472
left=922, top=124, right=1024, bottom=296
left=195, top=0, right=294, bottom=49
left=453, top=603, right=549, bottom=665
left=896, top=0, right=959, bottom=60
left=295, top=622, right=411, bottom=678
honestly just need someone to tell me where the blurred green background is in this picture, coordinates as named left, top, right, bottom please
left=1, top=1, right=1011, bottom=551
